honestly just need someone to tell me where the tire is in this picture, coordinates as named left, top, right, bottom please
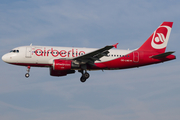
left=83, top=72, right=90, bottom=79
left=80, top=76, right=86, bottom=82
left=25, top=73, right=30, bottom=78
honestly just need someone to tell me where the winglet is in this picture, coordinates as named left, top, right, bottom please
left=113, top=43, right=118, bottom=48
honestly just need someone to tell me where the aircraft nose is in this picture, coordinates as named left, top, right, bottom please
left=2, top=54, right=8, bottom=62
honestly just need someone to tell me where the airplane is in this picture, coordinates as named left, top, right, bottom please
left=2, top=22, right=176, bottom=82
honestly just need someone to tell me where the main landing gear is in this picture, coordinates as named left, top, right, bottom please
left=25, top=66, right=30, bottom=78
left=79, top=69, right=90, bottom=83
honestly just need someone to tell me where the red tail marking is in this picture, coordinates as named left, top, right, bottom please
left=138, top=22, right=173, bottom=53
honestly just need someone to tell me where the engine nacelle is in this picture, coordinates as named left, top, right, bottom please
left=53, top=59, right=80, bottom=71
left=50, top=59, right=79, bottom=76
left=50, top=67, right=75, bottom=76
left=53, top=59, right=72, bottom=71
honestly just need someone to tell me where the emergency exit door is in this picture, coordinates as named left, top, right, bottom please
left=133, top=51, right=139, bottom=62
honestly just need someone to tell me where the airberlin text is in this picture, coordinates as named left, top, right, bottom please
left=33, top=48, right=85, bottom=57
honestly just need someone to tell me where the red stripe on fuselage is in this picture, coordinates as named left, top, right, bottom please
left=10, top=63, right=52, bottom=67
left=94, top=51, right=176, bottom=70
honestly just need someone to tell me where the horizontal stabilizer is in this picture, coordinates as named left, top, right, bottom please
left=150, top=51, right=175, bottom=59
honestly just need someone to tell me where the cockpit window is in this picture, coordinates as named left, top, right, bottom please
left=10, top=50, right=19, bottom=53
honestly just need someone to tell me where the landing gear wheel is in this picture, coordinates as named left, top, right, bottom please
left=25, top=73, right=30, bottom=78
left=83, top=72, right=90, bottom=79
left=78, top=66, right=90, bottom=83
left=80, top=76, right=86, bottom=83
left=80, top=72, right=90, bottom=83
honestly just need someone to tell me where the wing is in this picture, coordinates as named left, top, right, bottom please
left=72, top=43, right=118, bottom=66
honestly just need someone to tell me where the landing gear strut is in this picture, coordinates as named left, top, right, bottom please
left=25, top=66, right=30, bottom=78
left=79, top=69, right=90, bottom=83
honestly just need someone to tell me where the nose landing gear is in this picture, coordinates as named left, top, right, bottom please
left=25, top=66, right=30, bottom=78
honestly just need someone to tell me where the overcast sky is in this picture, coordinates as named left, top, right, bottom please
left=0, top=0, right=180, bottom=120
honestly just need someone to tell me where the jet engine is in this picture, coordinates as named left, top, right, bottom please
left=50, top=59, right=79, bottom=76
left=53, top=59, right=72, bottom=70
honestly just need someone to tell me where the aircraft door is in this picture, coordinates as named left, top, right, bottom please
left=133, top=51, right=139, bottom=62
left=25, top=47, right=32, bottom=58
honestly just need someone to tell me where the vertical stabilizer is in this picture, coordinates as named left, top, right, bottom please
left=138, top=22, right=173, bottom=53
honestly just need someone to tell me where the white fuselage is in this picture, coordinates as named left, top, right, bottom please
left=2, top=46, right=133, bottom=67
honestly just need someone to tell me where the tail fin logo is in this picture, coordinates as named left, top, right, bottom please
left=151, top=26, right=171, bottom=49
left=154, top=33, right=165, bottom=44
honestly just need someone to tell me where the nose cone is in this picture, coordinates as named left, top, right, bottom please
left=2, top=54, right=8, bottom=62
